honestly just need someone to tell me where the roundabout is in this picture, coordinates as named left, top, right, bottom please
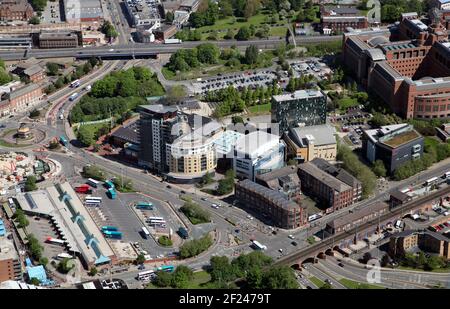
left=0, top=123, right=46, bottom=148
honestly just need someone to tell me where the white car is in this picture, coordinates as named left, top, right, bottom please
left=211, top=203, right=219, bottom=209
left=108, top=48, right=114, bottom=52
left=288, top=234, right=295, bottom=239
left=278, top=248, right=283, bottom=253
left=247, top=215, right=254, bottom=220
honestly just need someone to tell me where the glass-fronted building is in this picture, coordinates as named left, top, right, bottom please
left=271, top=89, right=327, bottom=135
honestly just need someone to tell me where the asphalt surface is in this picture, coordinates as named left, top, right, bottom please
left=0, top=36, right=341, bottom=61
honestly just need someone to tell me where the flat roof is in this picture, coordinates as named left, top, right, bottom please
left=272, top=89, right=324, bottom=102
left=234, top=131, right=281, bottom=157
left=16, top=183, right=115, bottom=265
left=299, top=162, right=351, bottom=192
left=290, top=124, right=336, bottom=147
left=327, top=202, right=388, bottom=229
left=139, top=104, right=178, bottom=114
left=0, top=235, right=18, bottom=261
left=237, top=179, right=304, bottom=211
left=381, top=129, right=420, bottom=148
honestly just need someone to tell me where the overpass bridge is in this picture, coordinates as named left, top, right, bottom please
left=0, top=36, right=341, bottom=61
left=274, top=185, right=450, bottom=268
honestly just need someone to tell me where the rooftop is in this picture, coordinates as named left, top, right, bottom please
left=272, top=89, right=324, bottom=102
left=327, top=202, right=389, bottom=229
left=139, top=104, right=178, bottom=114
left=289, top=124, right=336, bottom=147
left=16, top=183, right=115, bottom=266
left=299, top=162, right=352, bottom=193
left=237, top=179, right=304, bottom=211
left=0, top=234, right=18, bottom=261
left=381, top=129, right=421, bottom=148
left=234, top=131, right=281, bottom=157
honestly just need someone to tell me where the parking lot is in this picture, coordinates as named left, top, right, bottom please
left=289, top=58, right=332, bottom=81
left=192, top=70, right=277, bottom=95
left=26, top=216, right=68, bottom=261
left=41, top=1, right=63, bottom=24
left=81, top=187, right=181, bottom=258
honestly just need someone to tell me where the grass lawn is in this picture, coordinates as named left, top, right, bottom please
left=309, top=276, right=326, bottom=288
left=146, top=271, right=212, bottom=289
left=398, top=266, right=450, bottom=273
left=74, top=122, right=109, bottom=137
left=0, top=140, right=32, bottom=148
left=338, top=97, right=359, bottom=112
left=339, top=278, right=385, bottom=289
left=196, top=13, right=271, bottom=34
left=247, top=103, right=271, bottom=114
left=186, top=271, right=212, bottom=289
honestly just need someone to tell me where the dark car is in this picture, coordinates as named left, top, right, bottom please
left=166, top=185, right=172, bottom=189
left=338, top=262, right=344, bottom=267
left=180, top=190, right=186, bottom=194
left=291, top=241, right=298, bottom=246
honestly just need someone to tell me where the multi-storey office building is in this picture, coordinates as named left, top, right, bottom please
left=0, top=0, right=33, bottom=21
left=166, top=120, right=222, bottom=183
left=235, top=179, right=307, bottom=229
left=343, top=12, right=450, bottom=119
left=361, top=124, right=424, bottom=173
left=284, top=124, right=337, bottom=163
left=298, top=162, right=354, bottom=213
left=233, top=131, right=285, bottom=181
left=137, top=105, right=182, bottom=173
left=271, top=90, right=327, bottom=135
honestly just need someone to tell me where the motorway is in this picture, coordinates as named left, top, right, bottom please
left=0, top=36, right=341, bottom=61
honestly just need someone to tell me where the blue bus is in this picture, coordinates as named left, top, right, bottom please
left=103, top=230, right=122, bottom=239
left=108, top=188, right=117, bottom=199
left=101, top=226, right=118, bottom=232
left=155, top=265, right=175, bottom=273
left=104, top=180, right=115, bottom=189
left=136, top=202, right=153, bottom=210
left=59, top=135, right=68, bottom=147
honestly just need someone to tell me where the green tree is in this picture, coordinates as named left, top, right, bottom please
left=135, top=254, right=146, bottom=265
left=153, top=271, right=172, bottom=287
left=171, top=265, right=194, bottom=288
left=46, top=63, right=59, bottom=76
left=39, top=257, right=48, bottom=267
left=197, top=43, right=220, bottom=64
left=0, top=69, right=11, bottom=85
left=88, top=267, right=98, bottom=276
left=260, top=266, right=299, bottom=289
left=209, top=256, right=236, bottom=283
left=29, top=16, right=41, bottom=24
left=165, top=11, right=174, bottom=23
left=82, top=165, right=106, bottom=181
left=29, top=0, right=47, bottom=11
left=29, top=109, right=40, bottom=118
left=165, top=85, right=187, bottom=105
left=235, top=26, right=251, bottom=40
left=30, top=278, right=41, bottom=286
left=372, top=160, right=387, bottom=178
left=244, top=45, right=259, bottom=65
left=77, top=125, right=95, bottom=146
left=25, top=175, right=38, bottom=192
left=57, top=258, right=74, bottom=274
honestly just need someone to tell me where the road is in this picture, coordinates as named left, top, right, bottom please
left=0, top=36, right=341, bottom=61
left=316, top=256, right=450, bottom=289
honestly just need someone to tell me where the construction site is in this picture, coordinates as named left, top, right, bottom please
left=0, top=152, right=62, bottom=193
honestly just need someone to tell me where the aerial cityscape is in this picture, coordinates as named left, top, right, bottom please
left=0, top=0, right=449, bottom=293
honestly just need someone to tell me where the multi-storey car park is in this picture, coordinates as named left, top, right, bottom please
left=343, top=11, right=450, bottom=120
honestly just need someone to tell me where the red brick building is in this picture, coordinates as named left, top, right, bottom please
left=298, top=162, right=354, bottom=213
left=343, top=12, right=450, bottom=119
left=0, top=0, right=33, bottom=21
left=0, top=83, right=43, bottom=117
